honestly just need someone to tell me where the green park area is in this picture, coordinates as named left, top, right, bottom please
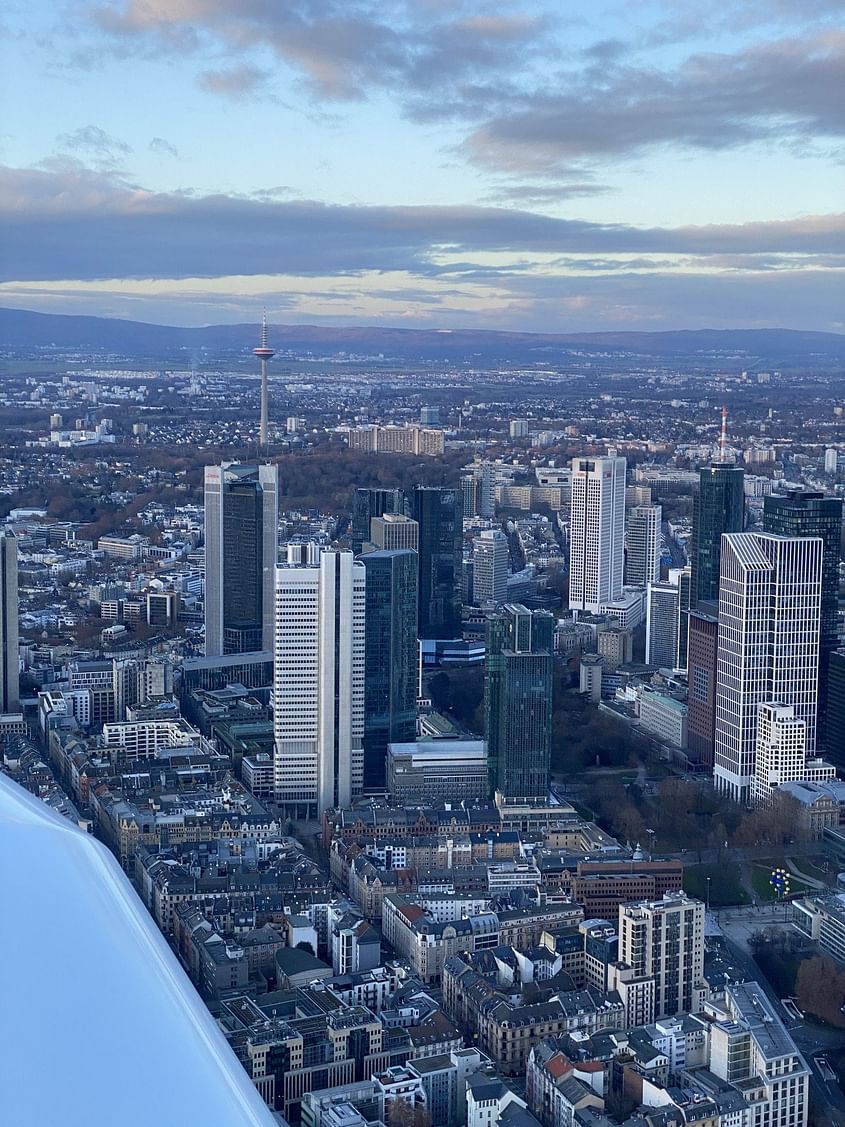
left=683, top=862, right=749, bottom=907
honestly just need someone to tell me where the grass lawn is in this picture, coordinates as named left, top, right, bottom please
left=683, top=862, right=749, bottom=906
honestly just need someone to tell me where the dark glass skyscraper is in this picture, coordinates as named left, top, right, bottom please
left=825, top=649, right=845, bottom=771
left=0, top=529, right=19, bottom=714
left=412, top=486, right=463, bottom=639
left=690, top=463, right=745, bottom=607
left=204, top=464, right=278, bottom=656
left=351, top=488, right=405, bottom=555
left=360, top=550, right=419, bottom=791
left=764, top=490, right=843, bottom=743
left=484, top=605, right=554, bottom=800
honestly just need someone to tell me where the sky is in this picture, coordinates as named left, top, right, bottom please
left=1, top=0, right=844, bottom=332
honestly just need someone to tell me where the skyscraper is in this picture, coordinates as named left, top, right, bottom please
left=204, top=463, right=278, bottom=656
left=351, top=488, right=405, bottom=555
left=690, top=463, right=744, bottom=607
left=763, top=490, right=843, bottom=742
left=713, top=532, right=822, bottom=802
left=273, top=551, right=365, bottom=817
left=485, top=605, right=554, bottom=800
left=687, top=608, right=719, bottom=769
left=360, top=550, right=418, bottom=791
left=674, top=567, right=692, bottom=671
left=753, top=703, right=808, bottom=806
left=473, top=530, right=509, bottom=605
left=568, top=456, right=626, bottom=614
left=645, top=581, right=678, bottom=669
left=412, top=485, right=463, bottom=638
left=825, top=649, right=845, bottom=772
left=0, top=530, right=19, bottom=714
left=626, top=504, right=662, bottom=587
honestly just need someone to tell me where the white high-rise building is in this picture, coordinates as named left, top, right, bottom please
left=473, top=530, right=509, bottom=605
left=616, top=893, right=706, bottom=1023
left=273, top=551, right=365, bottom=818
left=645, top=581, right=679, bottom=669
left=714, top=533, right=822, bottom=803
left=753, top=702, right=807, bottom=806
left=568, top=455, right=626, bottom=615
left=626, top=504, right=662, bottom=587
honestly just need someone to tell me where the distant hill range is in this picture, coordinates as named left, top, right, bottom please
left=1, top=307, right=843, bottom=367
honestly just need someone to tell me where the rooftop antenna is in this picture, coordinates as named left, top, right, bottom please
left=719, top=405, right=728, bottom=463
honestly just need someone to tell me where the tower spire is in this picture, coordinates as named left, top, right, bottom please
left=719, top=405, right=728, bottom=463
left=253, top=309, right=274, bottom=449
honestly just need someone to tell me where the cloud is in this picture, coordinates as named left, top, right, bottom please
left=1, top=163, right=844, bottom=284
left=462, top=31, right=845, bottom=173
left=87, top=0, right=550, bottom=103
left=148, top=137, right=180, bottom=158
left=54, top=125, right=132, bottom=171
left=198, top=63, right=272, bottom=99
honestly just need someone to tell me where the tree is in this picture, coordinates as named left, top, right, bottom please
left=386, top=1100, right=432, bottom=1127
left=295, top=941, right=315, bottom=957
left=796, top=955, right=845, bottom=1029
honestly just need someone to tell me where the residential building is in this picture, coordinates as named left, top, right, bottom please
left=204, top=463, right=278, bottom=656
left=273, top=551, right=366, bottom=818
left=616, top=893, right=706, bottom=1023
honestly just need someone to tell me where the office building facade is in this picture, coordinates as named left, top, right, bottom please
left=764, top=490, right=843, bottom=743
left=351, top=488, right=404, bottom=555
left=687, top=608, right=719, bottom=769
left=690, top=463, right=744, bottom=607
left=412, top=486, right=463, bottom=638
left=204, top=463, right=278, bottom=656
left=485, top=605, right=554, bottom=800
left=472, top=530, right=509, bottom=605
left=645, top=581, right=678, bottom=669
left=360, top=550, right=418, bottom=792
left=273, top=551, right=365, bottom=817
left=714, top=533, right=822, bottom=802
left=626, top=504, right=662, bottom=587
left=568, top=456, right=626, bottom=614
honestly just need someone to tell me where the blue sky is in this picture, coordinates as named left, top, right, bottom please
left=1, top=0, right=843, bottom=331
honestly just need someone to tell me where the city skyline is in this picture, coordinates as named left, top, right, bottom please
left=1, top=2, right=843, bottom=330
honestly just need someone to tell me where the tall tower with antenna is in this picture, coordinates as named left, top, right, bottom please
left=253, top=310, right=274, bottom=448
left=719, top=404, right=728, bottom=462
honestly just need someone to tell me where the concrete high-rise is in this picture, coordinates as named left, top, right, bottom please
left=360, top=550, right=418, bottom=792
left=645, top=581, right=678, bottom=669
left=485, top=605, right=554, bottom=800
left=714, top=533, right=822, bottom=802
left=568, top=456, right=626, bottom=615
left=617, top=894, right=705, bottom=1022
left=473, top=530, right=509, bottom=605
left=626, top=504, right=662, bottom=587
left=690, top=463, right=744, bottom=607
left=273, top=551, right=365, bottom=818
left=764, top=490, right=843, bottom=743
left=753, top=703, right=808, bottom=806
left=364, top=513, right=419, bottom=553
left=412, top=485, right=463, bottom=639
left=351, top=488, right=405, bottom=555
left=0, top=530, right=19, bottom=714
left=204, top=463, right=278, bottom=656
